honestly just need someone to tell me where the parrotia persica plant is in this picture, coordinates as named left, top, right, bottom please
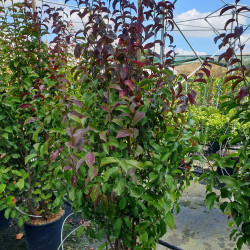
left=200, top=1, right=250, bottom=249
left=0, top=1, right=72, bottom=225
left=59, top=0, right=203, bottom=249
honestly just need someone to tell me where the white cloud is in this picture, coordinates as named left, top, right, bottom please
left=174, top=8, right=248, bottom=38
left=175, top=48, right=207, bottom=56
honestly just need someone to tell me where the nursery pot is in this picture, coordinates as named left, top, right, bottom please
left=0, top=209, right=11, bottom=230
left=24, top=210, right=65, bottom=250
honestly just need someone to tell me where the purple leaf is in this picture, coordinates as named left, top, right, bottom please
left=64, top=165, right=72, bottom=170
left=71, top=175, right=78, bottom=187
left=19, top=92, right=29, bottom=100
left=201, top=68, right=210, bottom=78
left=121, top=67, right=128, bottom=80
left=20, top=103, right=32, bottom=109
left=176, top=82, right=183, bottom=98
left=220, top=5, right=235, bottom=16
left=86, top=152, right=95, bottom=167
left=68, top=111, right=84, bottom=118
left=74, top=43, right=82, bottom=58
left=24, top=117, right=36, bottom=125
left=71, top=99, right=82, bottom=108
left=51, top=150, right=59, bottom=162
left=73, top=129, right=85, bottom=141
left=187, top=93, right=196, bottom=105
left=133, top=111, right=145, bottom=125
left=100, top=103, right=110, bottom=112
left=76, top=157, right=85, bottom=169
left=125, top=80, right=134, bottom=91
left=116, top=129, right=133, bottom=138
left=224, top=18, right=235, bottom=30
left=67, top=128, right=73, bottom=138
left=237, top=87, right=248, bottom=101
left=214, top=33, right=226, bottom=44
left=194, top=78, right=207, bottom=84
left=66, top=142, right=71, bottom=148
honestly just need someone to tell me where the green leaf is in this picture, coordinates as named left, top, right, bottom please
left=165, top=211, right=174, bottom=230
left=165, top=175, right=174, bottom=190
left=209, top=154, right=224, bottom=168
left=18, top=217, right=24, bottom=227
left=102, top=143, right=109, bottom=155
left=149, top=142, right=161, bottom=152
left=103, top=167, right=120, bottom=182
left=237, top=237, right=244, bottom=249
left=113, top=178, right=126, bottom=196
left=96, top=229, right=103, bottom=241
left=119, top=197, right=127, bottom=210
left=68, top=114, right=82, bottom=124
left=228, top=221, right=234, bottom=228
left=100, top=157, right=119, bottom=167
left=0, top=184, right=6, bottom=194
left=4, top=207, right=11, bottom=220
left=119, top=159, right=129, bottom=173
left=113, top=217, right=122, bottom=237
left=98, top=243, right=106, bottom=250
left=115, top=105, right=131, bottom=113
left=2, top=133, right=8, bottom=140
left=144, top=65, right=160, bottom=74
left=135, top=221, right=151, bottom=232
left=218, top=176, right=239, bottom=189
left=112, top=118, right=123, bottom=127
left=140, top=231, right=148, bottom=245
left=124, top=216, right=132, bottom=229
left=53, top=197, right=61, bottom=207
left=33, top=127, right=42, bottom=142
left=127, top=184, right=143, bottom=198
left=69, top=188, right=75, bottom=201
left=126, top=159, right=143, bottom=169
left=138, top=78, right=155, bottom=87
left=159, top=219, right=167, bottom=237
left=205, top=192, right=217, bottom=210
left=50, top=128, right=65, bottom=134
left=219, top=134, right=231, bottom=145
left=25, top=153, right=37, bottom=164
left=77, top=226, right=84, bottom=238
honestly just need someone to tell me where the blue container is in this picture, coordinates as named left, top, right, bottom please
left=0, top=209, right=11, bottom=230
left=24, top=211, right=64, bottom=250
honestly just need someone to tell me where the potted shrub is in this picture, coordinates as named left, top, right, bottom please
left=0, top=2, right=71, bottom=249
left=201, top=1, right=250, bottom=249
left=61, top=0, right=203, bottom=249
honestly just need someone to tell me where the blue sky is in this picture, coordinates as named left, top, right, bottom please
left=172, top=0, right=250, bottom=55
left=61, top=0, right=250, bottom=55
left=4, top=0, right=249, bottom=56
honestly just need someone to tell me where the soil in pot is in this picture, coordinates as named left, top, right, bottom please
left=24, top=209, right=64, bottom=250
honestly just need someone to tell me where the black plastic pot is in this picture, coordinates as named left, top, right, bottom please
left=0, top=209, right=11, bottom=230
left=24, top=211, right=64, bottom=250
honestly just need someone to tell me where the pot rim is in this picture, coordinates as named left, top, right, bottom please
left=24, top=210, right=65, bottom=228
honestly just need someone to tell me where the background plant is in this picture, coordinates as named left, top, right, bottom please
left=200, top=1, right=250, bottom=249
left=0, top=1, right=72, bottom=223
